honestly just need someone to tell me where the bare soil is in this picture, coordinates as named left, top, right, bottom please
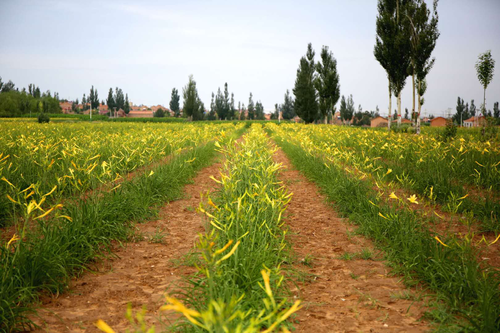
left=30, top=158, right=222, bottom=332
left=273, top=148, right=431, bottom=333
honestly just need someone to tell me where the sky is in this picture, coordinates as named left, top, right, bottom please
left=0, top=0, right=499, bottom=117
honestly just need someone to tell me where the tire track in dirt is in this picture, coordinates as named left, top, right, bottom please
left=274, top=147, right=430, bottom=333
left=30, top=156, right=224, bottom=332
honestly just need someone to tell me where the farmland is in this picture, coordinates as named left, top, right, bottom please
left=1, top=121, right=499, bottom=332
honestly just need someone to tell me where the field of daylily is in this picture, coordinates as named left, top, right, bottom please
left=1, top=121, right=499, bottom=332
left=0, top=121, right=243, bottom=331
left=268, top=123, right=500, bottom=331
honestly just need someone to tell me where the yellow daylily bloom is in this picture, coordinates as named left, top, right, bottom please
left=7, top=234, right=20, bottom=248
left=389, top=192, right=398, bottom=200
left=434, top=236, right=449, bottom=247
left=407, top=195, right=419, bottom=204
left=95, top=320, right=116, bottom=333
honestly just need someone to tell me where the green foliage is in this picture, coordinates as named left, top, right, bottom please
left=37, top=112, right=50, bottom=123
left=315, top=45, right=340, bottom=123
left=339, top=95, right=355, bottom=124
left=153, top=108, right=166, bottom=117
left=89, top=85, right=99, bottom=110
left=255, top=101, right=265, bottom=120
left=293, top=43, right=318, bottom=123
left=281, top=90, right=295, bottom=120
left=453, top=96, right=466, bottom=125
left=0, top=87, right=61, bottom=117
left=182, top=75, right=203, bottom=121
left=170, top=88, right=181, bottom=117
left=476, top=50, right=495, bottom=93
left=247, top=93, right=255, bottom=120
left=440, top=119, right=457, bottom=141
left=479, top=117, right=498, bottom=142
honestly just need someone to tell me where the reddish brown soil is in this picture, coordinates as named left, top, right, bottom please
left=29, top=158, right=222, bottom=332
left=274, top=148, right=431, bottom=333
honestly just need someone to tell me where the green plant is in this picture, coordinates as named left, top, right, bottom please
left=37, top=112, right=50, bottom=123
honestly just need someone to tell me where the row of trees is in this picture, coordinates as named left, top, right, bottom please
left=293, top=44, right=341, bottom=123
left=168, top=77, right=267, bottom=121
left=454, top=97, right=499, bottom=125
left=374, top=0, right=440, bottom=134
left=106, top=87, right=130, bottom=114
left=273, top=90, right=296, bottom=120
left=0, top=77, right=61, bottom=117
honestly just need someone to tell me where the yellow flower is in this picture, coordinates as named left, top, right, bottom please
left=389, top=192, right=398, bottom=200
left=378, top=212, right=389, bottom=220
left=95, top=320, right=116, bottom=333
left=407, top=195, right=419, bottom=204
left=7, top=234, right=20, bottom=248
left=434, top=236, right=448, bottom=247
left=385, top=169, right=392, bottom=175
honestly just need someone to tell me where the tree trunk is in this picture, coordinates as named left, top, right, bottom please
left=388, top=81, right=392, bottom=131
left=483, top=87, right=486, bottom=115
left=416, top=80, right=421, bottom=135
left=397, top=91, right=402, bottom=127
left=412, top=71, right=415, bottom=127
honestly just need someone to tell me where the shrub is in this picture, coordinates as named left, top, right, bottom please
left=37, top=113, right=50, bottom=123
left=440, top=119, right=457, bottom=141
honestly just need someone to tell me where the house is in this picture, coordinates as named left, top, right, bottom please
left=127, top=110, right=154, bottom=118
left=98, top=104, right=109, bottom=115
left=116, top=109, right=126, bottom=117
left=264, top=113, right=271, bottom=120
left=292, top=116, right=302, bottom=123
left=401, top=118, right=412, bottom=124
left=59, top=102, right=73, bottom=114
left=370, top=116, right=388, bottom=128
left=463, top=116, right=486, bottom=128
left=430, top=117, right=447, bottom=127
left=332, top=111, right=342, bottom=125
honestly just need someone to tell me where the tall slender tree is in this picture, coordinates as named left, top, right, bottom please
left=247, top=93, right=255, bottom=120
left=282, top=90, right=295, bottom=120
left=315, top=45, right=341, bottom=124
left=407, top=0, right=440, bottom=134
left=124, top=94, right=130, bottom=114
left=106, top=88, right=115, bottom=115
left=169, top=88, right=181, bottom=117
left=475, top=50, right=495, bottom=114
left=182, top=75, right=202, bottom=121
left=293, top=43, right=318, bottom=123
left=375, top=0, right=412, bottom=129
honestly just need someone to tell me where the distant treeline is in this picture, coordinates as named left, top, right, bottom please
left=0, top=78, right=62, bottom=117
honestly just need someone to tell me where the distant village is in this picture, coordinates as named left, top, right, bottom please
left=57, top=100, right=487, bottom=128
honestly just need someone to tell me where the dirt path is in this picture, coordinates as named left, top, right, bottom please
left=274, top=148, right=431, bottom=333
left=30, top=157, right=223, bottom=332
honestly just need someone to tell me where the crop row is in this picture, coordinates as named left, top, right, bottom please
left=0, top=123, right=244, bottom=332
left=109, top=125, right=300, bottom=332
left=269, top=123, right=500, bottom=331
left=277, top=125, right=500, bottom=232
left=0, top=122, right=235, bottom=226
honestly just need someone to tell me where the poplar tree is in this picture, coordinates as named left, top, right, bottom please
left=407, top=0, right=440, bottom=134
left=106, top=88, right=115, bottom=113
left=247, top=93, right=255, bottom=120
left=169, top=88, right=181, bottom=117
left=124, top=94, right=130, bottom=114
left=182, top=75, right=202, bottom=121
left=475, top=50, right=495, bottom=113
left=293, top=43, right=318, bottom=123
left=375, top=0, right=411, bottom=129
left=282, top=90, right=295, bottom=120
left=315, top=45, right=340, bottom=124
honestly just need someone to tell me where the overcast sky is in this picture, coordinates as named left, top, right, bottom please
left=1, top=0, right=499, bottom=116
